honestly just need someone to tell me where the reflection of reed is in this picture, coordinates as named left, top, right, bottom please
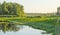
left=55, top=15, right=60, bottom=35
left=0, top=22, right=21, bottom=33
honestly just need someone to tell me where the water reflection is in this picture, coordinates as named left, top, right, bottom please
left=0, top=20, right=60, bottom=35
left=0, top=23, right=21, bottom=33
left=0, top=22, right=52, bottom=35
left=25, top=19, right=60, bottom=35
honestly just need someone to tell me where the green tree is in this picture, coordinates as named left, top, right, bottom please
left=2, top=1, right=9, bottom=15
left=0, top=3, right=2, bottom=14
left=15, top=4, right=21, bottom=17
left=0, top=1, right=25, bottom=17
left=20, top=5, right=25, bottom=17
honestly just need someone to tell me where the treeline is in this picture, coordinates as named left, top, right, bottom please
left=0, top=1, right=25, bottom=17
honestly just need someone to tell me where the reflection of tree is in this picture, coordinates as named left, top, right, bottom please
left=0, top=23, right=20, bottom=33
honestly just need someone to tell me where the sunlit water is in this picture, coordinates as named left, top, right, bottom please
left=0, top=25, right=52, bottom=35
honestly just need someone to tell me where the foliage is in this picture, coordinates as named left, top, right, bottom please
left=0, top=1, right=25, bottom=17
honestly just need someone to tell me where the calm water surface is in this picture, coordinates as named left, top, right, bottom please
left=0, top=25, right=52, bottom=35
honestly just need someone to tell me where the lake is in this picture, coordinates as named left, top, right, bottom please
left=0, top=18, right=59, bottom=35
left=0, top=24, right=52, bottom=35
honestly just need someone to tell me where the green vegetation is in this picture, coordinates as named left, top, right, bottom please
left=0, top=16, right=60, bottom=35
left=0, top=1, right=25, bottom=17
left=0, top=1, right=60, bottom=35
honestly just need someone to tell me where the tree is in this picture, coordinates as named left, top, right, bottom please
left=0, top=1, right=25, bottom=17
left=16, top=4, right=21, bottom=17
left=20, top=5, right=25, bottom=17
left=0, top=3, right=2, bottom=14
left=2, top=1, right=9, bottom=15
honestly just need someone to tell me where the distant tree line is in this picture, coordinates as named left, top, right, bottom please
left=0, top=1, right=25, bottom=17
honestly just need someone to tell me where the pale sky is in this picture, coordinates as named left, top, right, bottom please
left=0, top=0, right=60, bottom=13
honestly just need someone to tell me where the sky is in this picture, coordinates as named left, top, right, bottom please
left=0, top=0, right=60, bottom=13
